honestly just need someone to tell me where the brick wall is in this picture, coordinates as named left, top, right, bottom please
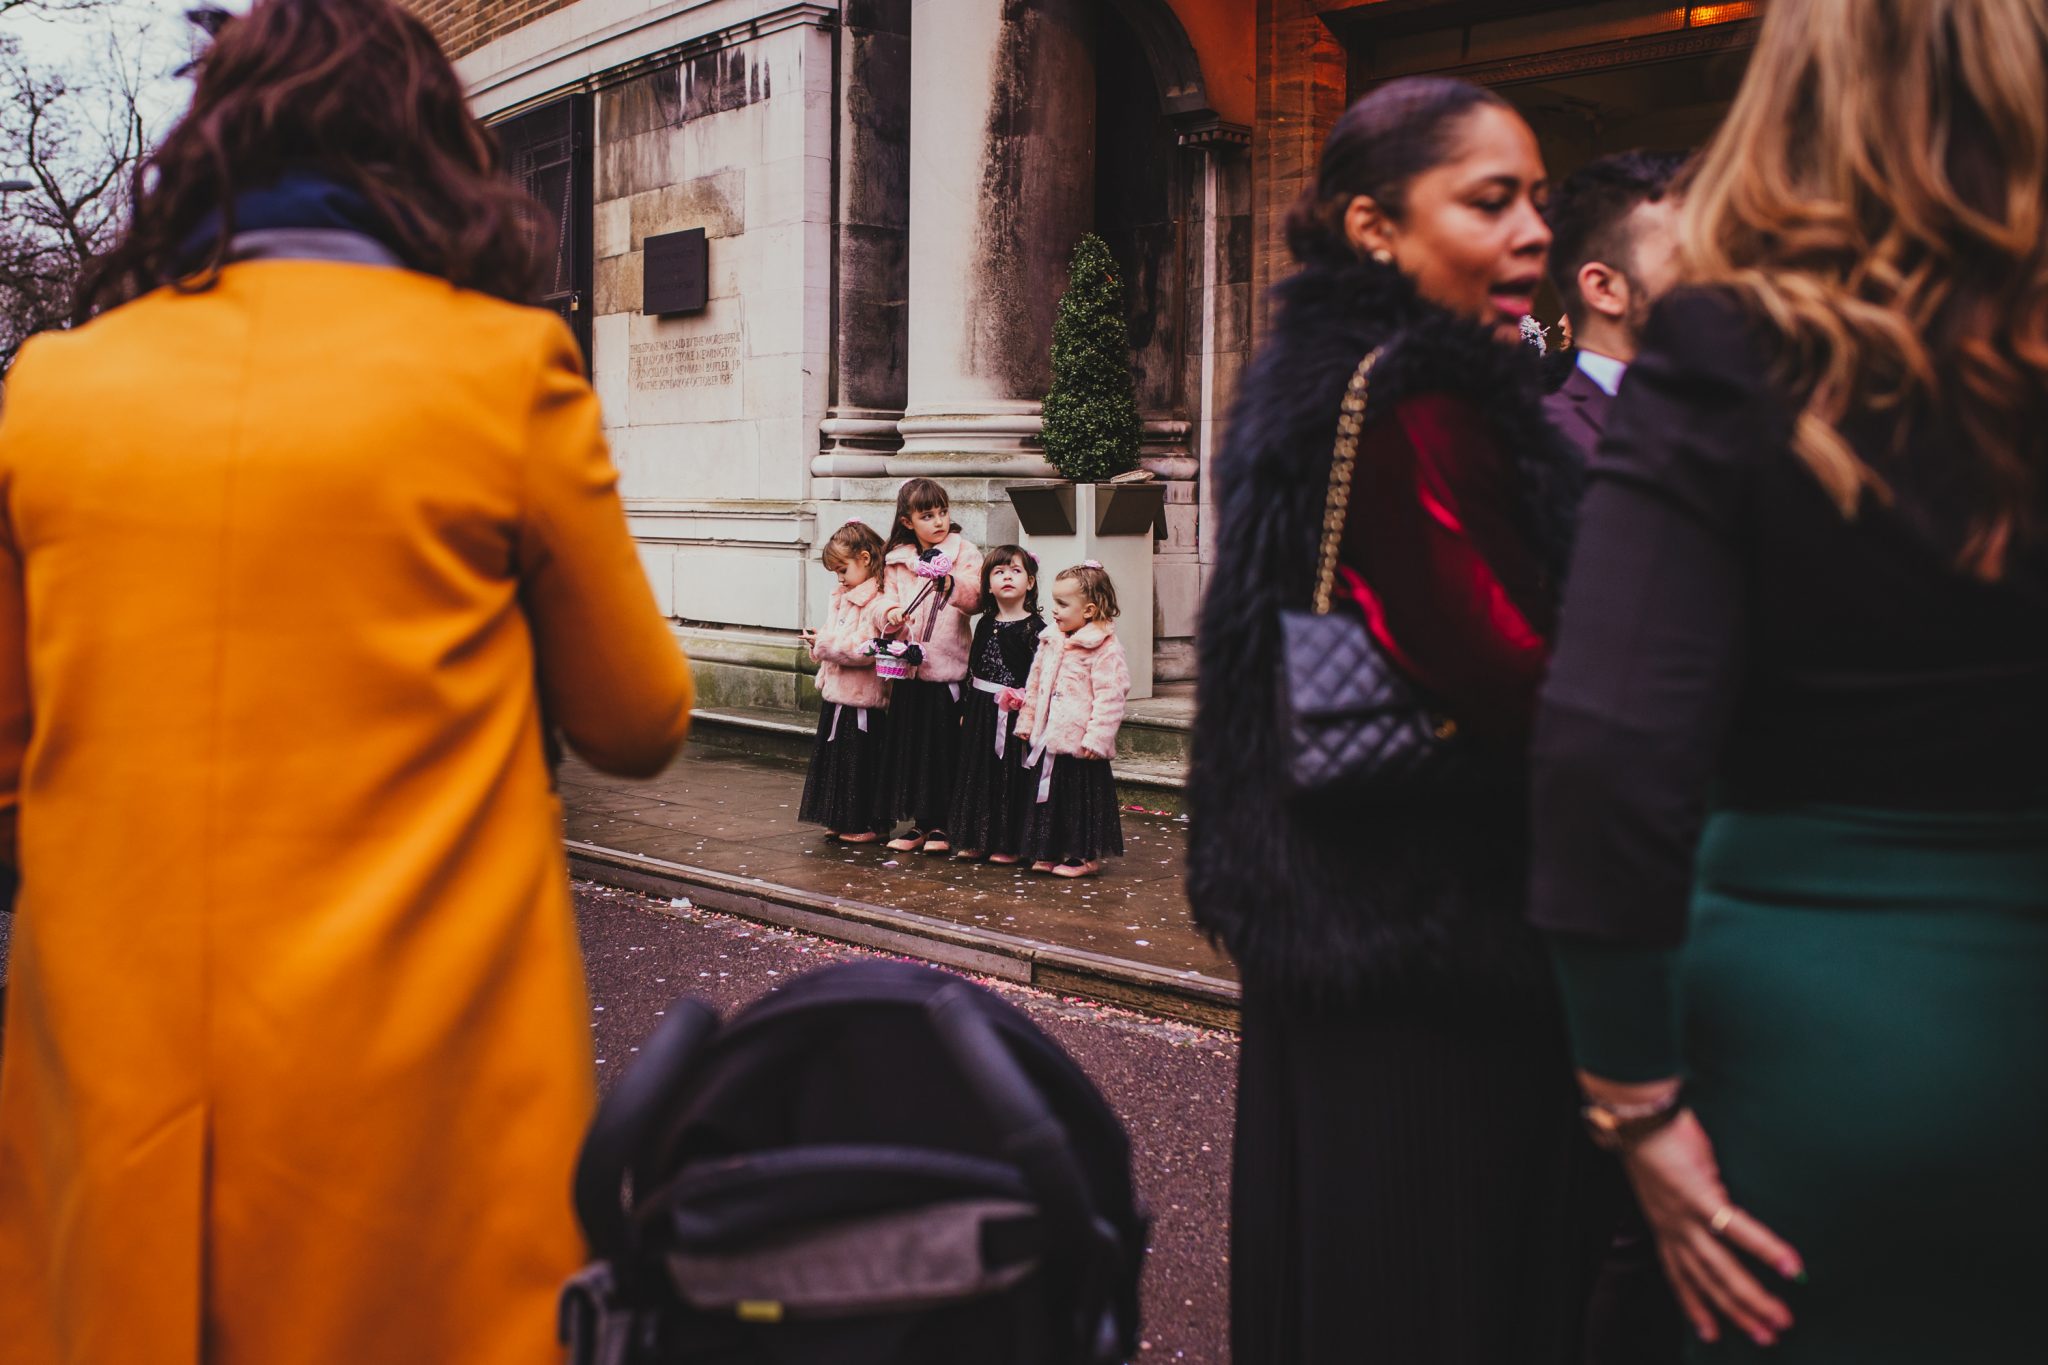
left=405, top=0, right=577, bottom=59
left=1252, top=0, right=1347, bottom=337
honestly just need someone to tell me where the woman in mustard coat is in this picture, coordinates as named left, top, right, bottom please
left=0, top=3, right=693, bottom=1361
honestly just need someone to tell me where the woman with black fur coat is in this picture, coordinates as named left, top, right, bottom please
left=1188, top=78, right=1607, bottom=1364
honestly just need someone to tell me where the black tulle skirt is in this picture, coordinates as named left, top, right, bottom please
left=875, top=678, right=961, bottom=832
left=798, top=701, right=890, bottom=836
left=1022, top=754, right=1124, bottom=864
left=948, top=689, right=1038, bottom=857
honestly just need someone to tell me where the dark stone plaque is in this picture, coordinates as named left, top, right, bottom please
left=643, top=228, right=709, bottom=315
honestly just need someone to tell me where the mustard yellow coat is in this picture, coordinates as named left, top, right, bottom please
left=0, top=261, right=692, bottom=1363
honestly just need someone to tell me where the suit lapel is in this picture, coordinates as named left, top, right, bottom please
left=1568, top=365, right=1614, bottom=442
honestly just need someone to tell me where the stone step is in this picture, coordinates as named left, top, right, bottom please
left=566, top=842, right=1238, bottom=1031
left=673, top=626, right=1192, bottom=788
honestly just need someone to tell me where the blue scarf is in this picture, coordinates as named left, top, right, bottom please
left=177, top=167, right=411, bottom=269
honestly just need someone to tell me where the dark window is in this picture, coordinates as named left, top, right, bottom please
left=494, top=94, right=594, bottom=362
left=1095, top=4, right=1188, bottom=422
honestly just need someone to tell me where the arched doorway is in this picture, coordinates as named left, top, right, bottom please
left=1091, top=0, right=1251, bottom=680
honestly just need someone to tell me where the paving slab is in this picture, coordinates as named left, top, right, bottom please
left=557, top=744, right=1237, bottom=1021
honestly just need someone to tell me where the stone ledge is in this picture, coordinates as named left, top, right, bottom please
left=675, top=623, right=812, bottom=674
left=565, top=840, right=1239, bottom=1030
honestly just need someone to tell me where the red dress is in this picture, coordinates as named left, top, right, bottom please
left=1340, top=391, right=1553, bottom=743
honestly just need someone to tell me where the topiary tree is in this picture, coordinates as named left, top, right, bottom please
left=1041, top=232, right=1142, bottom=483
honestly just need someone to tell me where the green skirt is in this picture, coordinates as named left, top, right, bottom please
left=1681, top=805, right=2048, bottom=1364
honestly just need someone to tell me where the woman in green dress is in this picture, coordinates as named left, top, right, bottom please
left=1530, top=2, right=2048, bottom=1361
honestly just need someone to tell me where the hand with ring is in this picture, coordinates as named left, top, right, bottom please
left=1582, top=1075, right=1806, bottom=1348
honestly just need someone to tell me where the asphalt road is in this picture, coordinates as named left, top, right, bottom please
left=576, top=880, right=1238, bottom=1365
left=0, top=888, right=1238, bottom=1363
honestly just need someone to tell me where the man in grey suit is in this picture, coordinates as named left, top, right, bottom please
left=1542, top=151, right=1688, bottom=458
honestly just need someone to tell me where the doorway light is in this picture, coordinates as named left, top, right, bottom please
left=1688, top=2, right=1760, bottom=24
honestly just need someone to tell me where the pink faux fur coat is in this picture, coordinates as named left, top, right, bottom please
left=1014, top=620, right=1131, bottom=760
left=809, top=575, right=892, bottom=709
left=881, top=532, right=983, bottom=683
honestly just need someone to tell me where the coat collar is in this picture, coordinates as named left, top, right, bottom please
left=1040, top=620, right=1114, bottom=651
left=1545, top=363, right=1614, bottom=460
left=1570, top=349, right=1627, bottom=398
left=885, top=531, right=962, bottom=567
left=179, top=167, right=412, bottom=273
left=835, top=576, right=881, bottom=607
left=223, top=228, right=404, bottom=269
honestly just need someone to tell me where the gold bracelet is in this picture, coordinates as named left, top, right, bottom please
left=1582, top=1090, right=1686, bottom=1152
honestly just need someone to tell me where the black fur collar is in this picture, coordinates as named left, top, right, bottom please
left=1246, top=255, right=1581, bottom=583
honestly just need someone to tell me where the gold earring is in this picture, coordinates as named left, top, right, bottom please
left=1370, top=248, right=1394, bottom=265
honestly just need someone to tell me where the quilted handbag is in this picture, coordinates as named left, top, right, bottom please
left=1276, top=348, right=1480, bottom=801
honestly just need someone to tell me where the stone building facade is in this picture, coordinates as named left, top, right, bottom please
left=407, top=0, right=1761, bottom=716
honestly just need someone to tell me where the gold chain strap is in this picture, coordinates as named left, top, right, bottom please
left=1312, top=347, right=1383, bottom=615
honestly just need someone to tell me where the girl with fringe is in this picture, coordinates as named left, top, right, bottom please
left=948, top=545, right=1045, bottom=863
left=875, top=477, right=983, bottom=853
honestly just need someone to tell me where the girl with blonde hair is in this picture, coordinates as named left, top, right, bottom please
left=1014, top=562, right=1129, bottom=878
left=1532, top=2, right=2048, bottom=1359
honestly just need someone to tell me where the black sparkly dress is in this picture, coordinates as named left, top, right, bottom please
left=797, top=701, right=891, bottom=838
left=1022, top=757, right=1125, bottom=866
left=948, top=613, right=1044, bottom=857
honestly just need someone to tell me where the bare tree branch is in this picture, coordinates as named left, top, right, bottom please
left=0, top=1, right=112, bottom=20
left=1, top=19, right=156, bottom=367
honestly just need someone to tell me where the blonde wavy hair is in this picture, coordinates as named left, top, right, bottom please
left=1681, top=0, right=2048, bottom=577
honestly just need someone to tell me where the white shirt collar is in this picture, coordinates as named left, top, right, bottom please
left=1575, top=349, right=1628, bottom=397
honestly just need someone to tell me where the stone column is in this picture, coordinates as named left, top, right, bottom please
left=816, top=0, right=913, bottom=483
left=1175, top=120, right=1253, bottom=682
left=891, top=0, right=1096, bottom=501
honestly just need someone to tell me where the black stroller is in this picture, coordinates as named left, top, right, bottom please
left=560, top=959, right=1150, bottom=1365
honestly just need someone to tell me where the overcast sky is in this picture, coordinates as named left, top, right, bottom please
left=4, top=0, right=195, bottom=61
left=4, top=0, right=200, bottom=138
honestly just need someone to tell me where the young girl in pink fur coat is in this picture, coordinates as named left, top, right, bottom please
left=1014, top=562, right=1131, bottom=878
left=874, top=477, right=983, bottom=853
left=799, top=521, right=894, bottom=842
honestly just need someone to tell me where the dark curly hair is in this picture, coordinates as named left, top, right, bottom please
left=75, top=0, right=549, bottom=319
